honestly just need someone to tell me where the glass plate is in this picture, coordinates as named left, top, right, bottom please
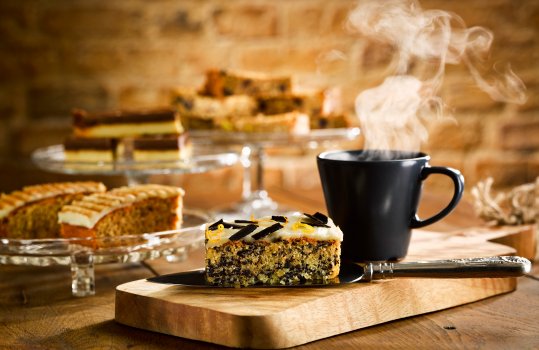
left=0, top=210, right=209, bottom=297
left=31, top=145, right=239, bottom=175
left=190, top=127, right=360, bottom=147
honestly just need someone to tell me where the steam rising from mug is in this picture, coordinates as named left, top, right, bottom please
left=347, top=0, right=527, bottom=154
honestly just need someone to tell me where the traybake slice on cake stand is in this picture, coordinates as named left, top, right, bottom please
left=0, top=182, right=106, bottom=239
left=59, top=184, right=184, bottom=243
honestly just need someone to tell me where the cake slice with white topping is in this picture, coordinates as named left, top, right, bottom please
left=205, top=212, right=343, bottom=287
left=59, top=184, right=184, bottom=242
left=0, top=182, right=106, bottom=239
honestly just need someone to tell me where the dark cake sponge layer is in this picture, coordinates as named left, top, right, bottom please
left=206, top=238, right=340, bottom=287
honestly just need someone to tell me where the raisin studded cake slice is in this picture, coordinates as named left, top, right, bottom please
left=58, top=184, right=184, bottom=242
left=205, top=212, right=343, bottom=287
left=0, top=182, right=106, bottom=239
left=222, top=112, right=310, bottom=134
left=202, top=69, right=292, bottom=97
left=171, top=87, right=257, bottom=119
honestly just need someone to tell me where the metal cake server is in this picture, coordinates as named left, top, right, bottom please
left=147, top=256, right=531, bottom=287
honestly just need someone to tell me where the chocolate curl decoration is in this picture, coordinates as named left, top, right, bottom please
left=229, top=224, right=258, bottom=241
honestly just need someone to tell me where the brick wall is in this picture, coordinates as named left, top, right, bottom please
left=0, top=0, right=537, bottom=198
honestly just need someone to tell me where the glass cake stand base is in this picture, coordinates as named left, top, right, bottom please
left=0, top=210, right=208, bottom=297
left=190, top=128, right=360, bottom=221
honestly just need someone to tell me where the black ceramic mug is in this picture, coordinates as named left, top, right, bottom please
left=317, top=150, right=464, bottom=262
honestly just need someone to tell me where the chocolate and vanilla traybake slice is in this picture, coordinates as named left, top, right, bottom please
left=205, top=212, right=343, bottom=287
left=64, top=137, right=118, bottom=163
left=72, top=107, right=183, bottom=138
left=0, top=182, right=106, bottom=239
left=58, top=184, right=184, bottom=241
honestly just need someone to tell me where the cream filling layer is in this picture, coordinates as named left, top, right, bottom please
left=205, top=213, right=343, bottom=248
left=132, top=145, right=193, bottom=162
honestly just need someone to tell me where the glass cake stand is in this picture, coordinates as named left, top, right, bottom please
left=190, top=127, right=360, bottom=219
left=32, top=144, right=239, bottom=186
left=26, top=144, right=239, bottom=296
left=0, top=210, right=208, bottom=297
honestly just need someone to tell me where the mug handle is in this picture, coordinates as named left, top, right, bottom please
left=410, top=166, right=465, bottom=228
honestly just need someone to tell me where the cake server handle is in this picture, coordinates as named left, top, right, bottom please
left=361, top=256, right=531, bottom=281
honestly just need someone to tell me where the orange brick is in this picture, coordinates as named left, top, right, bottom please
left=422, top=0, right=517, bottom=30
left=27, top=83, right=110, bottom=119
left=474, top=155, right=538, bottom=187
left=360, top=40, right=395, bottom=70
left=517, top=79, right=539, bottom=112
left=426, top=117, right=483, bottom=151
left=441, top=77, right=504, bottom=112
left=328, top=2, right=356, bottom=36
left=0, top=121, right=10, bottom=156
left=238, top=44, right=342, bottom=73
left=285, top=5, right=325, bottom=37
left=0, top=48, right=59, bottom=82
left=157, top=7, right=205, bottom=37
left=39, top=6, right=148, bottom=39
left=212, top=5, right=279, bottom=38
left=11, top=120, right=71, bottom=156
left=117, top=86, right=172, bottom=109
left=499, top=118, right=539, bottom=151
left=0, top=5, right=35, bottom=48
left=59, top=45, right=227, bottom=80
left=0, top=88, right=19, bottom=121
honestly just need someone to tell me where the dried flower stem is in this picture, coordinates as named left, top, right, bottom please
left=471, top=177, right=539, bottom=225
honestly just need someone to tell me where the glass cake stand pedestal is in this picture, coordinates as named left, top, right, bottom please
left=0, top=216, right=207, bottom=297
left=23, top=145, right=239, bottom=296
left=32, top=144, right=239, bottom=186
left=190, top=127, right=360, bottom=220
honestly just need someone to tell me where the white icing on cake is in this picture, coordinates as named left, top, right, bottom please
left=205, top=212, right=343, bottom=248
left=0, top=182, right=106, bottom=219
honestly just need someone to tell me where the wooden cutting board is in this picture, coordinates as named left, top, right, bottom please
left=115, top=225, right=535, bottom=349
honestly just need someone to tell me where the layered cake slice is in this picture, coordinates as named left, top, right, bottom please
left=73, top=107, right=183, bottom=138
left=0, top=182, right=106, bottom=239
left=58, top=184, right=184, bottom=240
left=205, top=212, right=343, bottom=287
left=131, top=134, right=193, bottom=162
left=203, top=69, right=292, bottom=97
left=64, top=137, right=118, bottom=162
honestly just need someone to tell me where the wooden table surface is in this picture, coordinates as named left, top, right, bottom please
left=1, top=186, right=538, bottom=350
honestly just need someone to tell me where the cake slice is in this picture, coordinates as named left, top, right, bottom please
left=203, top=69, right=292, bottom=97
left=310, top=113, right=352, bottom=129
left=73, top=107, right=183, bottom=138
left=205, top=212, right=342, bottom=287
left=131, top=134, right=193, bottom=162
left=171, top=87, right=257, bottom=118
left=0, top=182, right=106, bottom=239
left=223, top=112, right=310, bottom=134
left=256, top=91, right=324, bottom=117
left=58, top=184, right=184, bottom=241
left=63, top=137, right=118, bottom=162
